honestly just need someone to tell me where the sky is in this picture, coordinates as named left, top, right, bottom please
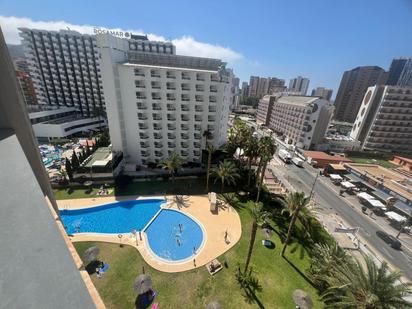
left=1, top=0, right=412, bottom=97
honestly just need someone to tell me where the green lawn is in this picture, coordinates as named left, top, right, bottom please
left=74, top=202, right=323, bottom=309
left=54, top=178, right=230, bottom=200
left=348, top=156, right=397, bottom=169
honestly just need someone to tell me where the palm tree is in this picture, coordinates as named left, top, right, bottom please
left=281, top=192, right=311, bottom=257
left=212, top=160, right=240, bottom=193
left=320, top=254, right=412, bottom=308
left=159, top=152, right=184, bottom=181
left=206, top=144, right=217, bottom=192
left=255, top=136, right=277, bottom=202
left=244, top=135, right=259, bottom=187
left=244, top=201, right=268, bottom=272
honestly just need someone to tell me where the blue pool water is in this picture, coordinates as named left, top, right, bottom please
left=60, top=199, right=164, bottom=234
left=144, top=209, right=204, bottom=261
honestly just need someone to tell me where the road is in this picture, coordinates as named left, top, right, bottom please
left=281, top=163, right=412, bottom=281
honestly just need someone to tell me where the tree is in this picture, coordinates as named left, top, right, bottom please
left=206, top=144, right=217, bottom=192
left=244, top=135, right=259, bottom=187
left=255, top=136, right=276, bottom=202
left=159, top=152, right=184, bottom=181
left=71, top=150, right=80, bottom=169
left=57, top=170, right=68, bottom=185
left=281, top=192, right=311, bottom=257
left=202, top=129, right=213, bottom=149
left=65, top=158, right=73, bottom=182
left=320, top=254, right=412, bottom=308
left=212, top=160, right=240, bottom=193
left=244, top=201, right=268, bottom=272
left=226, top=119, right=253, bottom=159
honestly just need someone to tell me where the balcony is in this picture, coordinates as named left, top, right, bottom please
left=166, top=83, right=176, bottom=90
left=154, top=143, right=163, bottom=148
left=136, top=93, right=146, bottom=100
left=181, top=134, right=189, bottom=140
left=167, top=116, right=176, bottom=121
left=168, top=143, right=176, bottom=148
left=139, top=124, right=148, bottom=130
left=153, top=125, right=162, bottom=130
left=134, top=69, right=145, bottom=77
left=181, top=143, right=189, bottom=148
left=139, top=134, right=149, bottom=139
left=181, top=116, right=190, bottom=122
left=154, top=134, right=162, bottom=140
left=151, top=94, right=162, bottom=100
left=167, top=134, right=176, bottom=139
left=140, top=143, right=149, bottom=148
left=210, top=86, right=218, bottom=93
left=138, top=114, right=148, bottom=120
left=181, top=95, right=190, bottom=102
left=167, top=105, right=176, bottom=111
left=194, top=125, right=202, bottom=131
left=151, top=70, right=161, bottom=78
left=152, top=104, right=162, bottom=110
left=166, top=72, right=176, bottom=79
left=167, top=95, right=176, bottom=101
left=152, top=115, right=162, bottom=121
left=141, top=152, right=150, bottom=157
left=181, top=73, right=190, bottom=80
left=196, top=74, right=205, bottom=81
left=208, top=107, right=216, bottom=113
left=194, top=134, right=201, bottom=140
left=181, top=105, right=190, bottom=112
left=208, top=116, right=216, bottom=122
left=209, top=96, right=217, bottom=103
left=167, top=124, right=176, bottom=130
left=195, top=116, right=202, bottom=122
left=195, top=106, right=203, bottom=112
left=155, top=152, right=163, bottom=157
left=195, top=96, right=204, bottom=102
left=137, top=104, right=147, bottom=110
left=196, top=85, right=204, bottom=92
left=181, top=125, right=189, bottom=131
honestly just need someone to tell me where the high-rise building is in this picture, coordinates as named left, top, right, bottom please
left=19, top=28, right=175, bottom=117
left=268, top=77, right=286, bottom=94
left=264, top=94, right=334, bottom=149
left=256, top=77, right=269, bottom=97
left=13, top=58, right=38, bottom=105
left=249, top=76, right=260, bottom=97
left=19, top=28, right=105, bottom=117
left=241, top=81, right=249, bottom=97
left=256, top=95, right=275, bottom=126
left=311, top=87, right=333, bottom=101
left=386, top=58, right=409, bottom=85
left=333, top=66, right=387, bottom=123
left=288, top=76, right=310, bottom=95
left=397, top=58, right=412, bottom=87
left=98, top=34, right=232, bottom=167
left=350, top=85, right=412, bottom=155
left=0, top=29, right=96, bottom=308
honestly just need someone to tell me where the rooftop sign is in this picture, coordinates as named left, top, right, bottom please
left=93, top=28, right=131, bottom=38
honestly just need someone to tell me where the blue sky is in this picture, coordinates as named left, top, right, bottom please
left=1, top=0, right=412, bottom=96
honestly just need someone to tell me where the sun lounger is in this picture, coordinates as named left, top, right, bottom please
left=99, top=262, right=109, bottom=274
left=206, top=259, right=223, bottom=275
left=151, top=303, right=159, bottom=309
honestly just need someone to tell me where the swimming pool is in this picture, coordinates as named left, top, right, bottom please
left=144, top=209, right=204, bottom=262
left=60, top=199, right=164, bottom=234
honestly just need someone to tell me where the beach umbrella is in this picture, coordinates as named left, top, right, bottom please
left=134, top=274, right=152, bottom=295
left=83, top=246, right=100, bottom=263
left=262, top=228, right=273, bottom=239
left=207, top=301, right=222, bottom=309
left=292, top=289, right=313, bottom=309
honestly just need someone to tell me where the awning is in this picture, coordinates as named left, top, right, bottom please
left=329, top=164, right=347, bottom=171
left=385, top=211, right=407, bottom=223
left=330, top=174, right=343, bottom=180
left=357, top=192, right=375, bottom=200
left=368, top=199, right=386, bottom=209
left=341, top=181, right=355, bottom=189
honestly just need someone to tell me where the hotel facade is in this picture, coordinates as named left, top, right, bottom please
left=257, top=95, right=334, bottom=149
left=19, top=28, right=105, bottom=117
left=350, top=85, right=412, bottom=155
left=97, top=34, right=232, bottom=167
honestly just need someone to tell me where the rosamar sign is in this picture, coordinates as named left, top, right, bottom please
left=93, top=28, right=131, bottom=38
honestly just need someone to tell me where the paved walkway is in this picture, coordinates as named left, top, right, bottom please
left=57, top=195, right=242, bottom=273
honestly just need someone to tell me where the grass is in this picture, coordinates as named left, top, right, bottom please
left=348, top=156, right=397, bottom=169
left=54, top=178, right=231, bottom=200
left=74, top=200, right=323, bottom=309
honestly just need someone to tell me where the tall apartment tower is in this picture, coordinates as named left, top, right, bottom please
left=333, top=66, right=387, bottom=123
left=397, top=58, right=412, bottom=87
left=311, top=87, right=333, bottom=101
left=350, top=85, right=412, bottom=155
left=256, top=77, right=269, bottom=97
left=288, top=76, right=310, bottom=95
left=98, top=34, right=232, bottom=167
left=241, top=82, right=249, bottom=97
left=19, top=28, right=105, bottom=117
left=249, top=76, right=260, bottom=97
left=386, top=58, right=409, bottom=85
left=268, top=77, right=286, bottom=94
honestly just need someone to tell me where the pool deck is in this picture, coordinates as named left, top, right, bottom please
left=57, top=195, right=242, bottom=273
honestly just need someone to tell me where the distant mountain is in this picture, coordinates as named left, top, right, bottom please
left=7, top=44, right=24, bottom=59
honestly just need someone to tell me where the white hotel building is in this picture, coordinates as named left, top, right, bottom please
left=350, top=85, right=412, bottom=155
left=97, top=34, right=232, bottom=167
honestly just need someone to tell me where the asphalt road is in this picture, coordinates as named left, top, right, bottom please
left=281, top=163, right=412, bottom=281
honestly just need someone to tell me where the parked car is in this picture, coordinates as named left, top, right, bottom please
left=376, top=230, right=402, bottom=249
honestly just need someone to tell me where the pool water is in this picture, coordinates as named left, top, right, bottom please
left=144, top=209, right=204, bottom=261
left=60, top=199, right=164, bottom=234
